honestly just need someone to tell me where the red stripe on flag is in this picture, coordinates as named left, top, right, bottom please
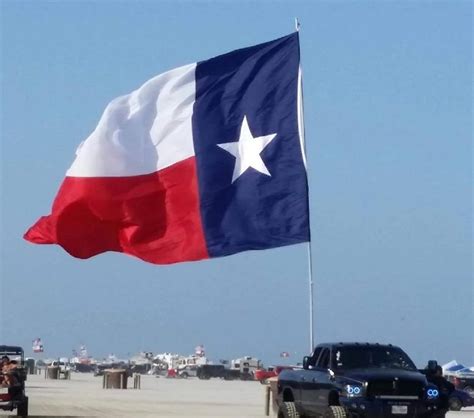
left=24, top=157, right=209, bottom=264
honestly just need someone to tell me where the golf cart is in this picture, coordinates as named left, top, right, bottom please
left=0, top=345, right=29, bottom=416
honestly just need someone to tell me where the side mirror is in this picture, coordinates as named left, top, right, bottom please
left=328, top=369, right=335, bottom=380
left=303, top=356, right=310, bottom=370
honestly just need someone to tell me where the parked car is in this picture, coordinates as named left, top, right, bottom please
left=94, top=362, right=131, bottom=377
left=72, top=362, right=95, bottom=373
left=196, top=364, right=240, bottom=380
left=51, top=360, right=71, bottom=378
left=278, top=342, right=445, bottom=417
left=255, top=366, right=295, bottom=384
left=130, top=363, right=152, bottom=375
left=448, top=372, right=474, bottom=396
left=0, top=345, right=29, bottom=416
left=230, top=356, right=261, bottom=380
left=448, top=388, right=474, bottom=411
left=177, top=365, right=198, bottom=378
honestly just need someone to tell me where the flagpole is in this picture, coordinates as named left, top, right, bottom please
left=307, top=243, right=314, bottom=353
left=295, top=18, right=315, bottom=353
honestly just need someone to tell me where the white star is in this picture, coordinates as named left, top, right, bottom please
left=217, top=116, right=277, bottom=183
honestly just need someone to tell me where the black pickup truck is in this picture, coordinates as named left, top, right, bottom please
left=277, top=343, right=445, bottom=418
left=196, top=364, right=241, bottom=380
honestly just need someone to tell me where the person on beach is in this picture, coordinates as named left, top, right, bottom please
left=0, top=356, right=9, bottom=385
left=425, top=364, right=454, bottom=414
left=0, top=356, right=18, bottom=387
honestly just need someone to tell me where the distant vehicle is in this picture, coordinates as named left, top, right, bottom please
left=51, top=360, right=71, bottom=378
left=177, top=365, right=198, bottom=378
left=94, top=362, right=131, bottom=377
left=278, top=342, right=445, bottom=418
left=255, top=366, right=295, bottom=384
left=152, top=353, right=181, bottom=371
left=448, top=372, right=474, bottom=396
left=72, top=362, right=95, bottom=373
left=196, top=364, right=240, bottom=380
left=448, top=388, right=474, bottom=411
left=177, top=354, right=208, bottom=368
left=0, top=345, right=29, bottom=416
left=130, top=362, right=152, bottom=375
left=230, top=356, right=261, bottom=380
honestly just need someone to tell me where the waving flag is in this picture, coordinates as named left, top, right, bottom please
left=32, top=338, right=44, bottom=353
left=24, top=33, right=310, bottom=264
left=195, top=345, right=205, bottom=357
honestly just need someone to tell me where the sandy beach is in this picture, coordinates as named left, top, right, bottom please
left=1, top=373, right=473, bottom=417
left=1, top=373, right=263, bottom=417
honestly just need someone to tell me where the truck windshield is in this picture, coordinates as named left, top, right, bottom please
left=333, top=346, right=417, bottom=371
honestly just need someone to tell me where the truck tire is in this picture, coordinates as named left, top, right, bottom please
left=449, top=396, right=462, bottom=411
left=278, top=401, right=300, bottom=418
left=324, top=405, right=347, bottom=418
left=17, top=397, right=28, bottom=416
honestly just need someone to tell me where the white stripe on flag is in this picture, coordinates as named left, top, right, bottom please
left=67, top=63, right=196, bottom=177
left=297, top=66, right=307, bottom=169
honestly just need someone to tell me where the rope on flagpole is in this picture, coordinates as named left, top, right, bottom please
left=295, top=18, right=315, bottom=353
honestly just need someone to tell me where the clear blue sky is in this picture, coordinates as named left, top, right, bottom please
left=1, top=1, right=472, bottom=367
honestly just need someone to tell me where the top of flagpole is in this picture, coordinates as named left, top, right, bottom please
left=295, top=18, right=300, bottom=32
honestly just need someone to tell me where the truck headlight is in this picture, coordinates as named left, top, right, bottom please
left=426, top=388, right=439, bottom=399
left=345, top=384, right=364, bottom=397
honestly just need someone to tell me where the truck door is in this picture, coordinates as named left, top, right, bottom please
left=312, top=348, right=334, bottom=415
left=302, top=348, right=334, bottom=415
left=301, top=348, right=325, bottom=414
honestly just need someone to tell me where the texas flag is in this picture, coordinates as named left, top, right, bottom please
left=24, top=33, right=310, bottom=265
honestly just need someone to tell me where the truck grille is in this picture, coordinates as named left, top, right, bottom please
left=367, top=379, right=423, bottom=399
